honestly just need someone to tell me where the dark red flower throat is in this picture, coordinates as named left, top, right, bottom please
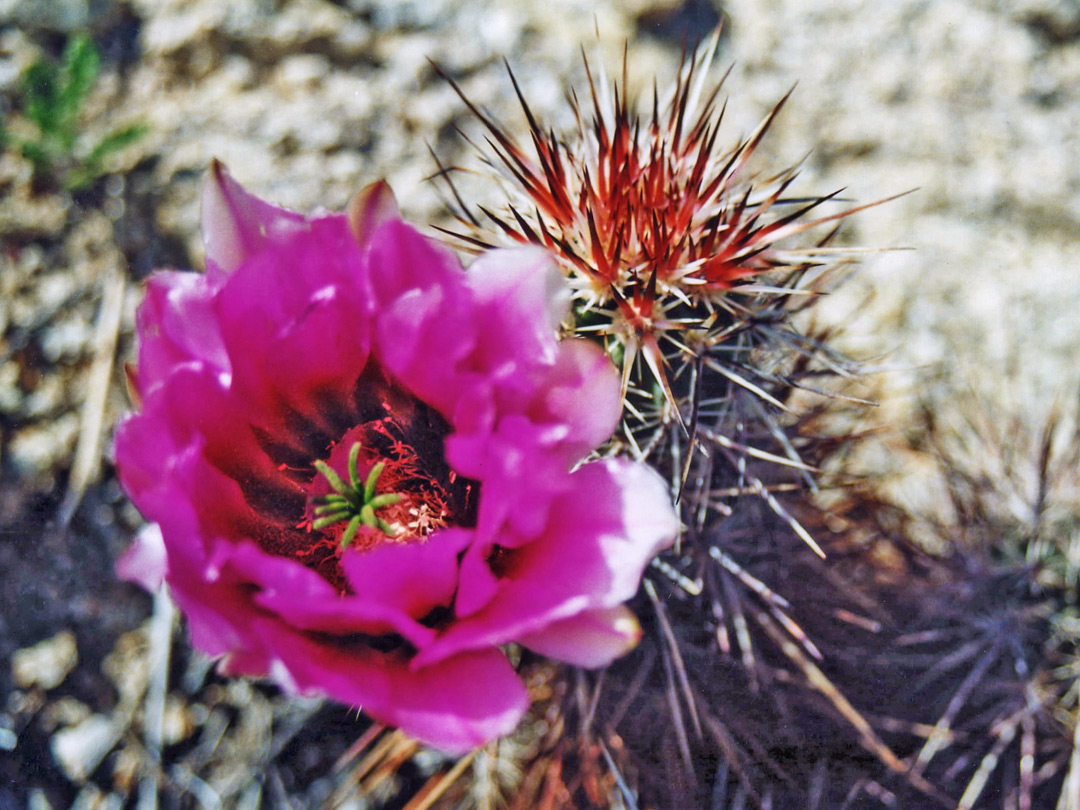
left=255, top=361, right=475, bottom=593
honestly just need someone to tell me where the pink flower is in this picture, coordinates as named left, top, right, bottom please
left=115, top=162, right=677, bottom=751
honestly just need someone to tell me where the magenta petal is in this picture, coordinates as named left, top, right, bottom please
left=516, top=605, right=642, bottom=668
left=175, top=581, right=272, bottom=665
left=214, top=219, right=372, bottom=425
left=222, top=541, right=337, bottom=599
left=223, top=542, right=441, bottom=650
left=365, top=220, right=466, bottom=306
left=128, top=363, right=302, bottom=534
left=446, top=416, right=574, bottom=545
left=255, top=592, right=438, bottom=648
left=252, top=617, right=529, bottom=752
left=132, top=500, right=277, bottom=668
left=375, top=284, right=476, bottom=415
left=201, top=160, right=309, bottom=273
left=114, top=409, right=185, bottom=507
left=455, top=535, right=503, bottom=618
left=414, top=459, right=676, bottom=667
left=367, top=222, right=490, bottom=418
left=341, top=528, right=473, bottom=618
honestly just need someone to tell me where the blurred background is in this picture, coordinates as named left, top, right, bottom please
left=1, top=0, right=1078, bottom=807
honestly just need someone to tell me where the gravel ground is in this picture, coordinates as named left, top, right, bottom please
left=720, top=0, right=1080, bottom=421
left=1, top=0, right=1078, bottom=806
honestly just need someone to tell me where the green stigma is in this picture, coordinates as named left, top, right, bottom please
left=311, top=443, right=401, bottom=548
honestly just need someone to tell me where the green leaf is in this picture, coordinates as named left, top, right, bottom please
left=20, top=139, right=54, bottom=172
left=83, top=123, right=148, bottom=166
left=22, top=59, right=60, bottom=134
left=59, top=33, right=100, bottom=128
left=14, top=33, right=147, bottom=193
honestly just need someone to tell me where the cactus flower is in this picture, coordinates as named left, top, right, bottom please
left=115, top=162, right=677, bottom=751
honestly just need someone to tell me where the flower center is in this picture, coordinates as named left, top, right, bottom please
left=298, top=384, right=476, bottom=568
left=311, top=445, right=403, bottom=547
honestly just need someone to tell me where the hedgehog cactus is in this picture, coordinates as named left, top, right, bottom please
left=434, top=31, right=900, bottom=563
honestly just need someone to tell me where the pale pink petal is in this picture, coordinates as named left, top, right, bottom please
left=530, top=339, right=623, bottom=459
left=116, top=523, right=167, bottom=590
left=347, top=180, right=399, bottom=246
left=465, top=247, right=567, bottom=387
left=135, top=271, right=229, bottom=394
left=201, top=159, right=308, bottom=273
left=516, top=605, right=642, bottom=668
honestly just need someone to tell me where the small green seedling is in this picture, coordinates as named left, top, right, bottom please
left=5, top=32, right=147, bottom=191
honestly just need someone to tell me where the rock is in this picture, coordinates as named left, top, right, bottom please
left=0, top=0, right=114, bottom=34
left=51, top=714, right=123, bottom=783
left=101, top=626, right=149, bottom=708
left=40, top=696, right=93, bottom=733
left=1013, top=0, right=1080, bottom=42
left=7, top=414, right=79, bottom=478
left=11, top=630, right=78, bottom=691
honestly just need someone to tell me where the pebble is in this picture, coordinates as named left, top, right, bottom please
left=51, top=714, right=124, bottom=783
left=7, top=413, right=79, bottom=477
left=11, top=631, right=78, bottom=691
left=40, top=696, right=93, bottom=733
left=0, top=0, right=103, bottom=33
